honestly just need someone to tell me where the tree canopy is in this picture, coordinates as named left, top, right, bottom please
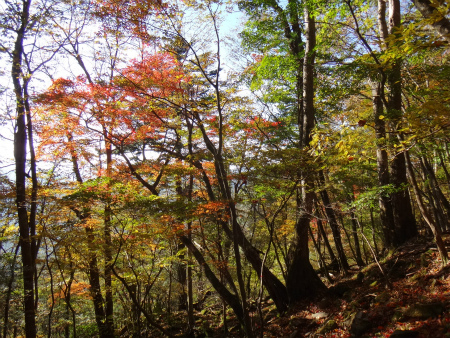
left=1, top=0, right=450, bottom=337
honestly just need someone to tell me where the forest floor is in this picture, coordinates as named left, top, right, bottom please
left=181, top=236, right=450, bottom=338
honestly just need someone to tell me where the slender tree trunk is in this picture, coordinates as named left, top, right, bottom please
left=370, top=208, right=380, bottom=257
left=195, top=131, right=289, bottom=312
left=315, top=204, right=339, bottom=269
left=438, top=150, right=450, bottom=192
left=179, top=236, right=245, bottom=327
left=3, top=244, right=20, bottom=338
left=230, top=206, right=253, bottom=337
left=318, top=171, right=349, bottom=271
left=339, top=213, right=358, bottom=263
left=350, top=212, right=365, bottom=267
left=359, top=217, right=371, bottom=263
left=419, top=157, right=447, bottom=232
left=186, top=222, right=195, bottom=335
left=422, top=156, right=450, bottom=223
left=45, top=241, right=55, bottom=338
left=104, top=140, right=114, bottom=337
left=404, top=150, right=449, bottom=264
left=309, top=227, right=333, bottom=283
left=111, top=268, right=173, bottom=337
left=12, top=1, right=37, bottom=337
left=66, top=263, right=76, bottom=338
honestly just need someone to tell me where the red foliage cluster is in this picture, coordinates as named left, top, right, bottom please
left=36, top=52, right=188, bottom=160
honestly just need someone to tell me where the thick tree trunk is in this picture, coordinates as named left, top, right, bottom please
left=373, top=82, right=396, bottom=247
left=387, top=0, right=418, bottom=245
left=286, top=188, right=327, bottom=303
left=391, top=153, right=418, bottom=243
left=286, top=5, right=327, bottom=303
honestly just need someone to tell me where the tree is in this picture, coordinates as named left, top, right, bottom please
left=413, top=0, right=450, bottom=44
left=239, top=0, right=329, bottom=302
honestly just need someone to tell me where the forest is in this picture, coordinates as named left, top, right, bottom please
left=1, top=0, right=450, bottom=337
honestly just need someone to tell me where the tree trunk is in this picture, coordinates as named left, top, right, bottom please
left=195, top=132, right=289, bottom=312
left=186, top=222, right=195, bottom=335
left=286, top=187, right=327, bottom=302
left=309, top=227, right=333, bottom=284
left=12, top=1, right=37, bottom=337
left=438, top=149, right=450, bottom=192
left=422, top=155, right=450, bottom=231
left=179, top=236, right=245, bottom=327
left=315, top=204, right=339, bottom=270
left=3, top=244, right=20, bottom=338
left=286, top=5, right=326, bottom=303
left=374, top=0, right=397, bottom=248
left=221, top=219, right=289, bottom=312
left=413, top=0, right=450, bottom=44
left=391, top=153, right=418, bottom=243
left=404, top=150, right=449, bottom=264
left=103, top=140, right=114, bottom=337
left=350, top=212, right=365, bottom=267
left=370, top=208, right=380, bottom=257
left=318, top=171, right=349, bottom=271
left=373, top=82, right=396, bottom=248
left=86, top=226, right=109, bottom=338
left=387, top=0, right=418, bottom=245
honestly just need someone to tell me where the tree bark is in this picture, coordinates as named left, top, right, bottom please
left=12, top=1, right=37, bottom=337
left=373, top=82, right=396, bottom=248
left=286, top=186, right=327, bottom=302
left=387, top=0, right=418, bottom=245
left=413, top=0, right=450, bottom=44
left=103, top=139, right=114, bottom=337
left=422, top=155, right=450, bottom=230
left=314, top=203, right=339, bottom=270
left=404, top=150, right=449, bottom=265
left=179, top=236, right=245, bottom=327
left=3, top=244, right=20, bottom=338
left=350, top=212, right=365, bottom=267
left=286, top=5, right=327, bottom=303
left=318, top=171, right=349, bottom=271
